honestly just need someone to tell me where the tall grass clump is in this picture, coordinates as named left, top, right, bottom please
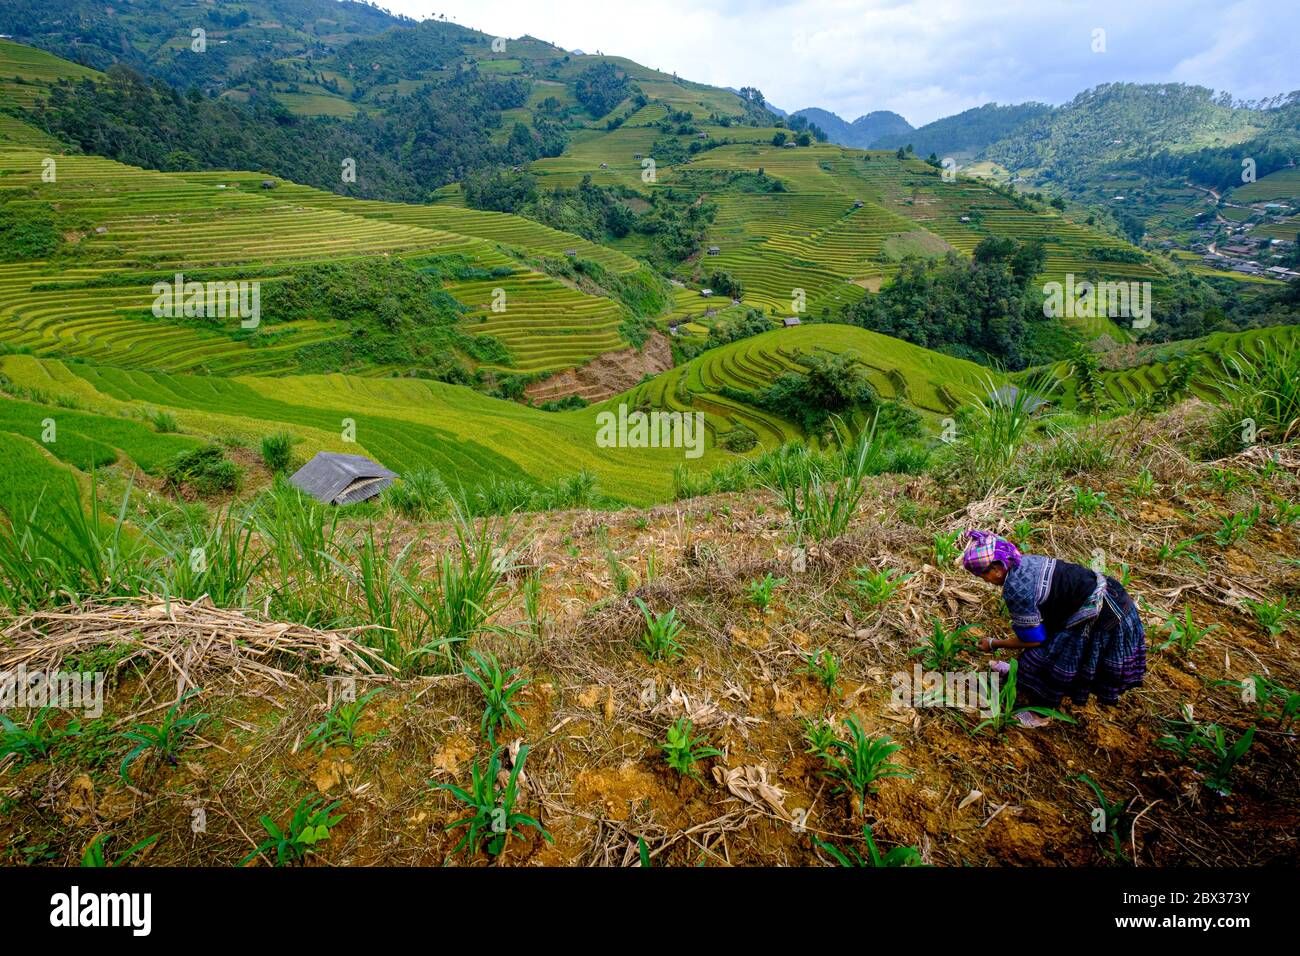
left=946, top=373, right=1054, bottom=495
left=1208, top=342, right=1300, bottom=456
left=384, top=467, right=451, bottom=520
left=399, top=502, right=518, bottom=673
left=146, top=504, right=264, bottom=607
left=255, top=477, right=344, bottom=626
left=0, top=474, right=149, bottom=613
left=259, top=432, right=295, bottom=473
left=760, top=418, right=876, bottom=542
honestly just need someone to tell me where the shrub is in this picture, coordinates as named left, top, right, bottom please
left=162, top=445, right=241, bottom=497
left=384, top=467, right=451, bottom=519
left=260, top=432, right=295, bottom=473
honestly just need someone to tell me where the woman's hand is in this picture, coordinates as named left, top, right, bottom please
left=976, top=636, right=996, bottom=652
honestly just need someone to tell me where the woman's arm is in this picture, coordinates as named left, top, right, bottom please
left=981, top=635, right=1038, bottom=651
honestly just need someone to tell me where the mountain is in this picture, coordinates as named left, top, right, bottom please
left=792, top=107, right=912, bottom=148
left=870, top=101, right=1052, bottom=155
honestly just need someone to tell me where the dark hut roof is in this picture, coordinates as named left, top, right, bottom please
left=289, top=452, right=397, bottom=506
left=987, top=385, right=1049, bottom=413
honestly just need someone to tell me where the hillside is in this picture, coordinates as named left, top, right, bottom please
left=0, top=4, right=1298, bottom=885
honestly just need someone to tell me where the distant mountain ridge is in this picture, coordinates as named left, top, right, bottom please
left=789, top=107, right=913, bottom=147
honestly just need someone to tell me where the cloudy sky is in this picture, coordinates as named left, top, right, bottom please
left=381, top=0, right=1300, bottom=126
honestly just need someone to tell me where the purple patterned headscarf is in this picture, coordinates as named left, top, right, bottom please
left=961, top=529, right=1023, bottom=574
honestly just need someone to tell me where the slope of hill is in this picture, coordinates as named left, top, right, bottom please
left=0, top=142, right=658, bottom=380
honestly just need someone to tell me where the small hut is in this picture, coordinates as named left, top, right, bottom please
left=289, top=452, right=397, bottom=506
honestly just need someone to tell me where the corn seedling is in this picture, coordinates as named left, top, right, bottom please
left=973, top=658, right=1076, bottom=735
left=813, top=822, right=924, bottom=867
left=1213, top=506, right=1260, bottom=547
left=1076, top=773, right=1130, bottom=863
left=633, top=597, right=686, bottom=662
left=1155, top=534, right=1205, bottom=568
left=464, top=650, right=528, bottom=746
left=661, top=717, right=723, bottom=780
left=1, top=709, right=80, bottom=770
left=119, top=689, right=210, bottom=783
left=243, top=795, right=344, bottom=866
left=912, top=617, right=976, bottom=671
left=1242, top=596, right=1295, bottom=639
left=1155, top=606, right=1218, bottom=657
left=1069, top=485, right=1112, bottom=517
left=851, top=566, right=911, bottom=607
left=434, top=744, right=550, bottom=859
left=1011, top=519, right=1042, bottom=545
left=303, top=689, right=382, bottom=753
left=1158, top=719, right=1256, bottom=796
left=1245, top=675, right=1300, bottom=728
left=820, top=716, right=910, bottom=809
left=1204, top=467, right=1247, bottom=494
left=802, top=717, right=837, bottom=759
left=801, top=648, right=840, bottom=692
left=81, top=833, right=159, bottom=868
left=1130, top=467, right=1155, bottom=498
left=932, top=530, right=962, bottom=567
left=1271, top=496, right=1300, bottom=527
left=522, top=570, right=547, bottom=640
left=746, top=572, right=786, bottom=611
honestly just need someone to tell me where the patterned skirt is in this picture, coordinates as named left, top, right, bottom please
left=1016, top=579, right=1146, bottom=707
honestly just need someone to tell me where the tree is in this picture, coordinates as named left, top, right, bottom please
left=708, top=270, right=743, bottom=300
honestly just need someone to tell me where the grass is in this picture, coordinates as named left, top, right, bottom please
left=761, top=420, right=877, bottom=543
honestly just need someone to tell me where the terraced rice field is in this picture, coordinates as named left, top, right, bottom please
left=1231, top=168, right=1300, bottom=203
left=1025, top=325, right=1300, bottom=406
left=0, top=148, right=646, bottom=376
left=0, top=38, right=101, bottom=106
left=605, top=323, right=999, bottom=446
left=0, top=354, right=714, bottom=505
left=676, top=145, right=1162, bottom=338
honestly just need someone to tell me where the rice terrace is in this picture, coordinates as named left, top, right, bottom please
left=0, top=0, right=1297, bottom=931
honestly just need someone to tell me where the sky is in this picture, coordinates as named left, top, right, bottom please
left=379, top=0, right=1300, bottom=126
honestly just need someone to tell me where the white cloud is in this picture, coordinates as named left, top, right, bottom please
left=382, top=0, right=1300, bottom=124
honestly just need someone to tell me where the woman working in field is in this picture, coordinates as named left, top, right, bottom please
left=961, top=530, right=1146, bottom=709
